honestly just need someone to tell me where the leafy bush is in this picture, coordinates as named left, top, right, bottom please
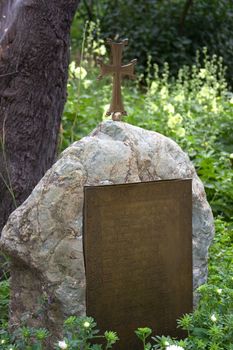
left=72, top=0, right=233, bottom=86
left=0, top=316, right=118, bottom=350
left=138, top=50, right=233, bottom=220
left=57, top=316, right=118, bottom=350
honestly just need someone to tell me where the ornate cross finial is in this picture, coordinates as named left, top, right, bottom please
left=97, top=39, right=137, bottom=121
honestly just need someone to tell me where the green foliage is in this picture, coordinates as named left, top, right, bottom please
left=136, top=49, right=233, bottom=221
left=0, top=317, right=118, bottom=350
left=0, top=325, right=49, bottom=350
left=60, top=58, right=103, bottom=149
left=72, top=0, right=233, bottom=87
left=208, top=218, right=233, bottom=286
left=59, top=315, right=118, bottom=349
left=0, top=279, right=9, bottom=328
left=175, top=218, right=233, bottom=350
left=60, top=20, right=107, bottom=149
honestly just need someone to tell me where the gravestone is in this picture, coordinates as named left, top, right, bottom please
left=0, top=121, right=214, bottom=347
left=84, top=180, right=193, bottom=350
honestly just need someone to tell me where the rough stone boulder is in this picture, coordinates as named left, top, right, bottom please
left=0, top=121, right=214, bottom=338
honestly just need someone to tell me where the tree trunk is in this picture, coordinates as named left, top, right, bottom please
left=179, top=0, right=193, bottom=34
left=0, top=0, right=80, bottom=233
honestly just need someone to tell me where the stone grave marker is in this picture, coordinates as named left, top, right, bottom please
left=0, top=38, right=214, bottom=349
left=84, top=180, right=192, bottom=350
left=0, top=121, right=215, bottom=348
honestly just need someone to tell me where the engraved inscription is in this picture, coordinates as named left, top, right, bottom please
left=84, top=180, right=193, bottom=350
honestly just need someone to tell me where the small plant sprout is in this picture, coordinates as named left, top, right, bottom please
left=104, top=331, right=119, bottom=349
left=35, top=328, right=50, bottom=341
left=135, top=327, right=152, bottom=350
left=20, top=326, right=31, bottom=339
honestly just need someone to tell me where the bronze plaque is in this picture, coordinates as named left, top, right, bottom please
left=83, top=179, right=193, bottom=350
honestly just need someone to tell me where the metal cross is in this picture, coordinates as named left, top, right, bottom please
left=97, top=39, right=137, bottom=121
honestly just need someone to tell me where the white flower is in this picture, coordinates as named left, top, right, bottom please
left=83, top=321, right=90, bottom=328
left=166, top=345, right=184, bottom=350
left=174, top=93, right=185, bottom=102
left=83, top=79, right=92, bottom=89
left=167, top=113, right=183, bottom=129
left=58, top=340, right=68, bottom=349
left=164, top=103, right=175, bottom=114
left=212, top=99, right=218, bottom=113
left=198, top=86, right=215, bottom=100
left=199, top=68, right=207, bottom=79
left=94, top=44, right=107, bottom=56
left=159, top=86, right=169, bottom=99
left=216, top=288, right=222, bottom=294
left=150, top=81, right=159, bottom=94
left=176, top=127, right=186, bottom=137
left=229, top=153, right=233, bottom=160
left=74, top=66, right=87, bottom=80
left=211, top=314, right=217, bottom=322
left=1, top=339, right=6, bottom=344
left=69, top=61, right=87, bottom=80
left=148, top=101, right=158, bottom=113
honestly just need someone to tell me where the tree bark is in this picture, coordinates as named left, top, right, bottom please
left=179, top=0, right=193, bottom=34
left=0, top=0, right=80, bottom=233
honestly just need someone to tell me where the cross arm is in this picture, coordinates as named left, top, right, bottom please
left=121, top=59, right=137, bottom=78
left=97, top=58, right=114, bottom=79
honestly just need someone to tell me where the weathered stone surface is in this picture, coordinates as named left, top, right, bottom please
left=0, top=121, right=214, bottom=340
